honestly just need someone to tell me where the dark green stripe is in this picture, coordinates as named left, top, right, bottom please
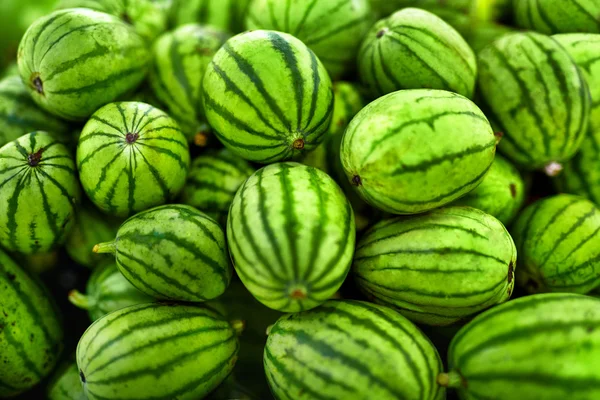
left=126, top=149, right=135, bottom=214
left=136, top=142, right=188, bottom=170
left=36, top=168, right=76, bottom=205
left=78, top=131, right=124, bottom=144
left=38, top=23, right=110, bottom=65
left=304, top=92, right=334, bottom=137
left=293, top=0, right=319, bottom=37
left=44, top=42, right=110, bottom=82
left=169, top=35, right=195, bottom=113
left=134, top=147, right=170, bottom=201
left=87, top=150, right=123, bottom=198
left=305, top=14, right=368, bottom=47
left=29, top=11, right=67, bottom=69
left=304, top=48, right=321, bottom=131
left=33, top=172, right=61, bottom=242
left=47, top=66, right=142, bottom=96
left=115, top=103, right=129, bottom=132
left=6, top=172, right=29, bottom=247
left=89, top=116, right=124, bottom=134
left=558, top=223, right=600, bottom=264
left=531, top=197, right=582, bottom=251
left=469, top=370, right=600, bottom=389
left=77, top=140, right=122, bottom=170
left=302, top=167, right=326, bottom=281
left=2, top=326, right=43, bottom=378
left=355, top=246, right=507, bottom=265
left=279, top=164, right=300, bottom=281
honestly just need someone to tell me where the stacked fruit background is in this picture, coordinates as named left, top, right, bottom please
left=1, top=0, right=599, bottom=399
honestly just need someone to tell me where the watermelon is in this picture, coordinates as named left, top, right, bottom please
left=358, top=8, right=477, bottom=99
left=180, top=149, right=255, bottom=225
left=76, top=102, right=190, bottom=217
left=169, top=0, right=251, bottom=33
left=66, top=204, right=120, bottom=268
left=340, top=89, right=496, bottom=215
left=76, top=302, right=241, bottom=400
left=11, top=250, right=60, bottom=275
left=353, top=206, right=516, bottom=326
left=0, top=75, right=71, bottom=148
left=514, top=0, right=600, bottom=34
left=17, top=8, right=150, bottom=120
left=463, top=21, right=515, bottom=53
left=227, top=162, right=355, bottom=312
left=202, top=30, right=334, bottom=163
left=47, top=361, right=86, bottom=400
left=440, top=293, right=600, bottom=400
left=368, top=0, right=473, bottom=20
left=0, top=131, right=80, bottom=254
left=56, top=0, right=168, bottom=42
left=0, top=249, right=64, bottom=397
left=246, top=0, right=374, bottom=80
left=150, top=24, right=228, bottom=141
left=94, top=204, right=232, bottom=302
left=477, top=31, right=591, bottom=172
left=451, top=154, right=525, bottom=225
left=69, top=262, right=154, bottom=321
left=511, top=194, right=600, bottom=294
left=553, top=33, right=600, bottom=205
left=265, top=300, right=445, bottom=400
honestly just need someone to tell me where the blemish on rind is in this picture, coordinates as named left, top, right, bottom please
left=31, top=74, right=44, bottom=95
left=27, top=149, right=44, bottom=167
left=126, top=132, right=139, bottom=144
left=290, top=289, right=307, bottom=299
left=376, top=28, right=389, bottom=39
left=509, top=183, right=517, bottom=198
left=508, top=262, right=514, bottom=284
left=79, top=370, right=86, bottom=383
left=352, top=175, right=362, bottom=186
left=293, top=138, right=305, bottom=150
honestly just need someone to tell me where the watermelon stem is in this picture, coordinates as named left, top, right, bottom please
left=93, top=241, right=116, bottom=254
left=437, top=370, right=467, bottom=388
left=68, top=290, right=91, bottom=310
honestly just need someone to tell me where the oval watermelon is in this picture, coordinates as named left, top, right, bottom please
left=0, top=131, right=80, bottom=254
left=17, top=8, right=150, bottom=120
left=227, top=162, right=355, bottom=312
left=358, top=8, right=476, bottom=99
left=94, top=204, right=231, bottom=302
left=265, top=300, right=445, bottom=400
left=514, top=0, right=600, bottom=34
left=76, top=101, right=190, bottom=217
left=47, top=361, right=86, bottom=400
left=76, top=302, right=240, bottom=400
left=0, top=249, right=64, bottom=397
left=202, top=30, right=334, bottom=163
left=440, top=293, right=600, bottom=400
left=340, top=89, right=496, bottom=215
left=169, top=0, right=251, bottom=33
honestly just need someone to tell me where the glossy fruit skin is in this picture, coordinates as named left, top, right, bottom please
left=514, top=0, right=600, bottom=34
left=512, top=194, right=600, bottom=294
left=76, top=102, right=190, bottom=217
left=0, top=131, right=80, bottom=254
left=0, top=249, right=64, bottom=397
left=340, top=89, right=496, bottom=215
left=17, top=8, right=150, bottom=120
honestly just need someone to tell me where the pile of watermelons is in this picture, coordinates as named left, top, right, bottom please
left=1, top=0, right=600, bottom=399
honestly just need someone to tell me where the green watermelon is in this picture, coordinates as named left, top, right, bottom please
left=353, top=207, right=516, bottom=325
left=553, top=33, right=600, bottom=205
left=17, top=8, right=150, bottom=120
left=202, top=30, right=334, bottom=163
left=180, top=149, right=255, bottom=225
left=246, top=0, right=374, bottom=80
left=477, top=32, right=591, bottom=172
left=94, top=204, right=231, bottom=302
left=227, top=162, right=355, bottom=312
left=0, top=249, right=63, bottom=397
left=66, top=204, right=120, bottom=268
left=451, top=154, right=525, bottom=225
left=150, top=24, right=229, bottom=139
left=514, top=0, right=600, bottom=34
left=0, top=131, right=80, bottom=253
left=76, top=302, right=241, bottom=400
left=359, top=8, right=477, bottom=99
left=69, top=262, right=154, bottom=321
left=76, top=101, right=190, bottom=217
left=463, top=21, right=515, bottom=54
left=440, top=293, right=600, bottom=400
left=340, top=89, right=496, bottom=215
left=47, top=361, right=86, bottom=400
left=169, top=0, right=251, bottom=33
left=368, top=0, right=473, bottom=19
left=512, top=194, right=600, bottom=294
left=56, top=0, right=168, bottom=42
left=265, top=300, right=445, bottom=400
left=0, top=75, right=71, bottom=148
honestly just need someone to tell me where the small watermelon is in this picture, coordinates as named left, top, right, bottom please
left=47, top=361, right=86, bottom=400
left=514, top=0, right=600, bottom=34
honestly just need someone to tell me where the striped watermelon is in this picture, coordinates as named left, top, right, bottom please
left=76, top=102, right=190, bottom=217
left=246, top=0, right=374, bottom=80
left=511, top=194, right=600, bottom=294
left=0, top=249, right=64, bottom=397
left=0, top=76, right=71, bottom=148
left=353, top=206, right=516, bottom=326
left=66, top=204, right=120, bottom=268
left=76, top=302, right=241, bottom=400
left=170, top=0, right=251, bottom=33
left=47, top=361, right=86, bottom=400
left=452, top=154, right=525, bottom=225
left=265, top=299, right=445, bottom=400
left=340, top=89, right=497, bottom=215
left=202, top=30, right=334, bottom=163
left=69, top=262, right=154, bottom=321
left=440, top=293, right=600, bottom=400
left=227, top=162, right=355, bottom=312
left=0, top=131, right=80, bottom=254
left=17, top=8, right=150, bottom=121
left=358, top=8, right=477, bottom=99
left=180, top=149, right=255, bottom=225
left=94, top=204, right=232, bottom=302
left=56, top=0, right=168, bottom=42
left=477, top=32, right=591, bottom=172
left=514, top=0, right=600, bottom=34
